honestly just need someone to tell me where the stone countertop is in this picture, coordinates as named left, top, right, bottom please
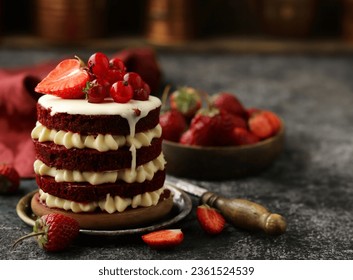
left=1, top=49, right=353, bottom=260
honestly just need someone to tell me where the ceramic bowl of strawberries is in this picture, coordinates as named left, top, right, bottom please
left=160, top=88, right=285, bottom=180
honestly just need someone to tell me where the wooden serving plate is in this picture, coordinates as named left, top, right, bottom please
left=162, top=124, right=285, bottom=180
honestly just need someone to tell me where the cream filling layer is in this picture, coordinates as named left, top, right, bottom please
left=31, top=122, right=162, bottom=152
left=38, top=187, right=166, bottom=213
left=34, top=153, right=166, bottom=185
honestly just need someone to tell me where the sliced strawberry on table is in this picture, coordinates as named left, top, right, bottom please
left=0, top=163, right=20, bottom=195
left=35, top=58, right=89, bottom=99
left=196, top=204, right=226, bottom=235
left=13, top=213, right=80, bottom=252
left=141, top=229, right=184, bottom=249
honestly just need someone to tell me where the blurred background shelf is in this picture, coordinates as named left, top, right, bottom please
left=2, top=34, right=353, bottom=55
left=1, top=0, right=353, bottom=54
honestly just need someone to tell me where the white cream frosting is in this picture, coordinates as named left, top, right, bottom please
left=31, top=122, right=162, bottom=152
left=38, top=94, right=161, bottom=118
left=34, top=153, right=166, bottom=185
left=38, top=187, right=166, bottom=213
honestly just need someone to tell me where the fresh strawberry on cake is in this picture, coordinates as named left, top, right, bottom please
left=31, top=52, right=172, bottom=230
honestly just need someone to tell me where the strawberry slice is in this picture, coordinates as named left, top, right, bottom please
left=35, top=58, right=89, bottom=99
left=196, top=204, right=226, bottom=235
left=248, top=110, right=282, bottom=139
left=141, top=229, right=184, bottom=249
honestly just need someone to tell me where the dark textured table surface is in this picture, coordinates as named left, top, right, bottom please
left=1, top=48, right=352, bottom=260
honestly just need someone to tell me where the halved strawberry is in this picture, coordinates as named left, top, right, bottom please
left=196, top=204, right=226, bottom=235
left=262, top=111, right=282, bottom=134
left=35, top=58, right=89, bottom=99
left=141, top=229, right=184, bottom=249
left=249, top=110, right=282, bottom=139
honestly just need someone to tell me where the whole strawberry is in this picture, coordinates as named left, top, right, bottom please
left=188, top=108, right=240, bottom=146
left=187, top=108, right=217, bottom=146
left=159, top=110, right=187, bottom=142
left=0, top=163, right=20, bottom=195
left=232, top=127, right=260, bottom=146
left=170, top=87, right=201, bottom=119
left=13, top=213, right=80, bottom=252
left=211, top=109, right=244, bottom=146
left=211, top=92, right=247, bottom=118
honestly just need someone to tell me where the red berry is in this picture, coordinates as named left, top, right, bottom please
left=196, top=205, right=226, bottom=235
left=124, top=72, right=150, bottom=100
left=85, top=81, right=107, bottom=103
left=188, top=111, right=215, bottom=146
left=134, top=82, right=151, bottom=101
left=124, top=72, right=143, bottom=89
left=87, top=52, right=109, bottom=78
left=211, top=110, right=240, bottom=146
left=0, top=163, right=20, bottom=195
left=170, top=87, right=201, bottom=119
left=110, top=81, right=133, bottom=103
left=179, top=129, right=195, bottom=145
left=109, top=58, right=126, bottom=72
left=232, top=127, right=260, bottom=146
left=189, top=107, right=235, bottom=146
left=248, top=110, right=282, bottom=139
left=211, top=92, right=247, bottom=118
left=141, top=229, right=184, bottom=249
left=13, top=213, right=80, bottom=252
left=229, top=114, right=247, bottom=130
left=249, top=112, right=273, bottom=139
left=262, top=111, right=282, bottom=134
left=159, top=110, right=187, bottom=142
left=106, top=69, right=125, bottom=85
left=35, top=59, right=89, bottom=99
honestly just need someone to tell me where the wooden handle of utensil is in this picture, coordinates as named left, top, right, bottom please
left=201, top=192, right=287, bottom=235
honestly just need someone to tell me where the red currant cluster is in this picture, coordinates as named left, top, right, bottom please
left=85, top=52, right=151, bottom=103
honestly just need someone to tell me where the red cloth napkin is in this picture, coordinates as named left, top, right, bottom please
left=0, top=48, right=162, bottom=178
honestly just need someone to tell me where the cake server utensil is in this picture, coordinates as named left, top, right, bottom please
left=166, top=176, right=287, bottom=235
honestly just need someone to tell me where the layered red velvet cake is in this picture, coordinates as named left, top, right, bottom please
left=30, top=53, right=173, bottom=229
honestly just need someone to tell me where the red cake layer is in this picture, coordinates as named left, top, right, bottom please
left=37, top=103, right=161, bottom=135
left=36, top=170, right=166, bottom=202
left=33, top=138, right=162, bottom=171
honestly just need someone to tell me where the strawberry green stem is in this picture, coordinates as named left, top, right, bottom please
left=12, top=231, right=44, bottom=249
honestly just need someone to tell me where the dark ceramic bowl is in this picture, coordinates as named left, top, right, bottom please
left=162, top=124, right=285, bottom=180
